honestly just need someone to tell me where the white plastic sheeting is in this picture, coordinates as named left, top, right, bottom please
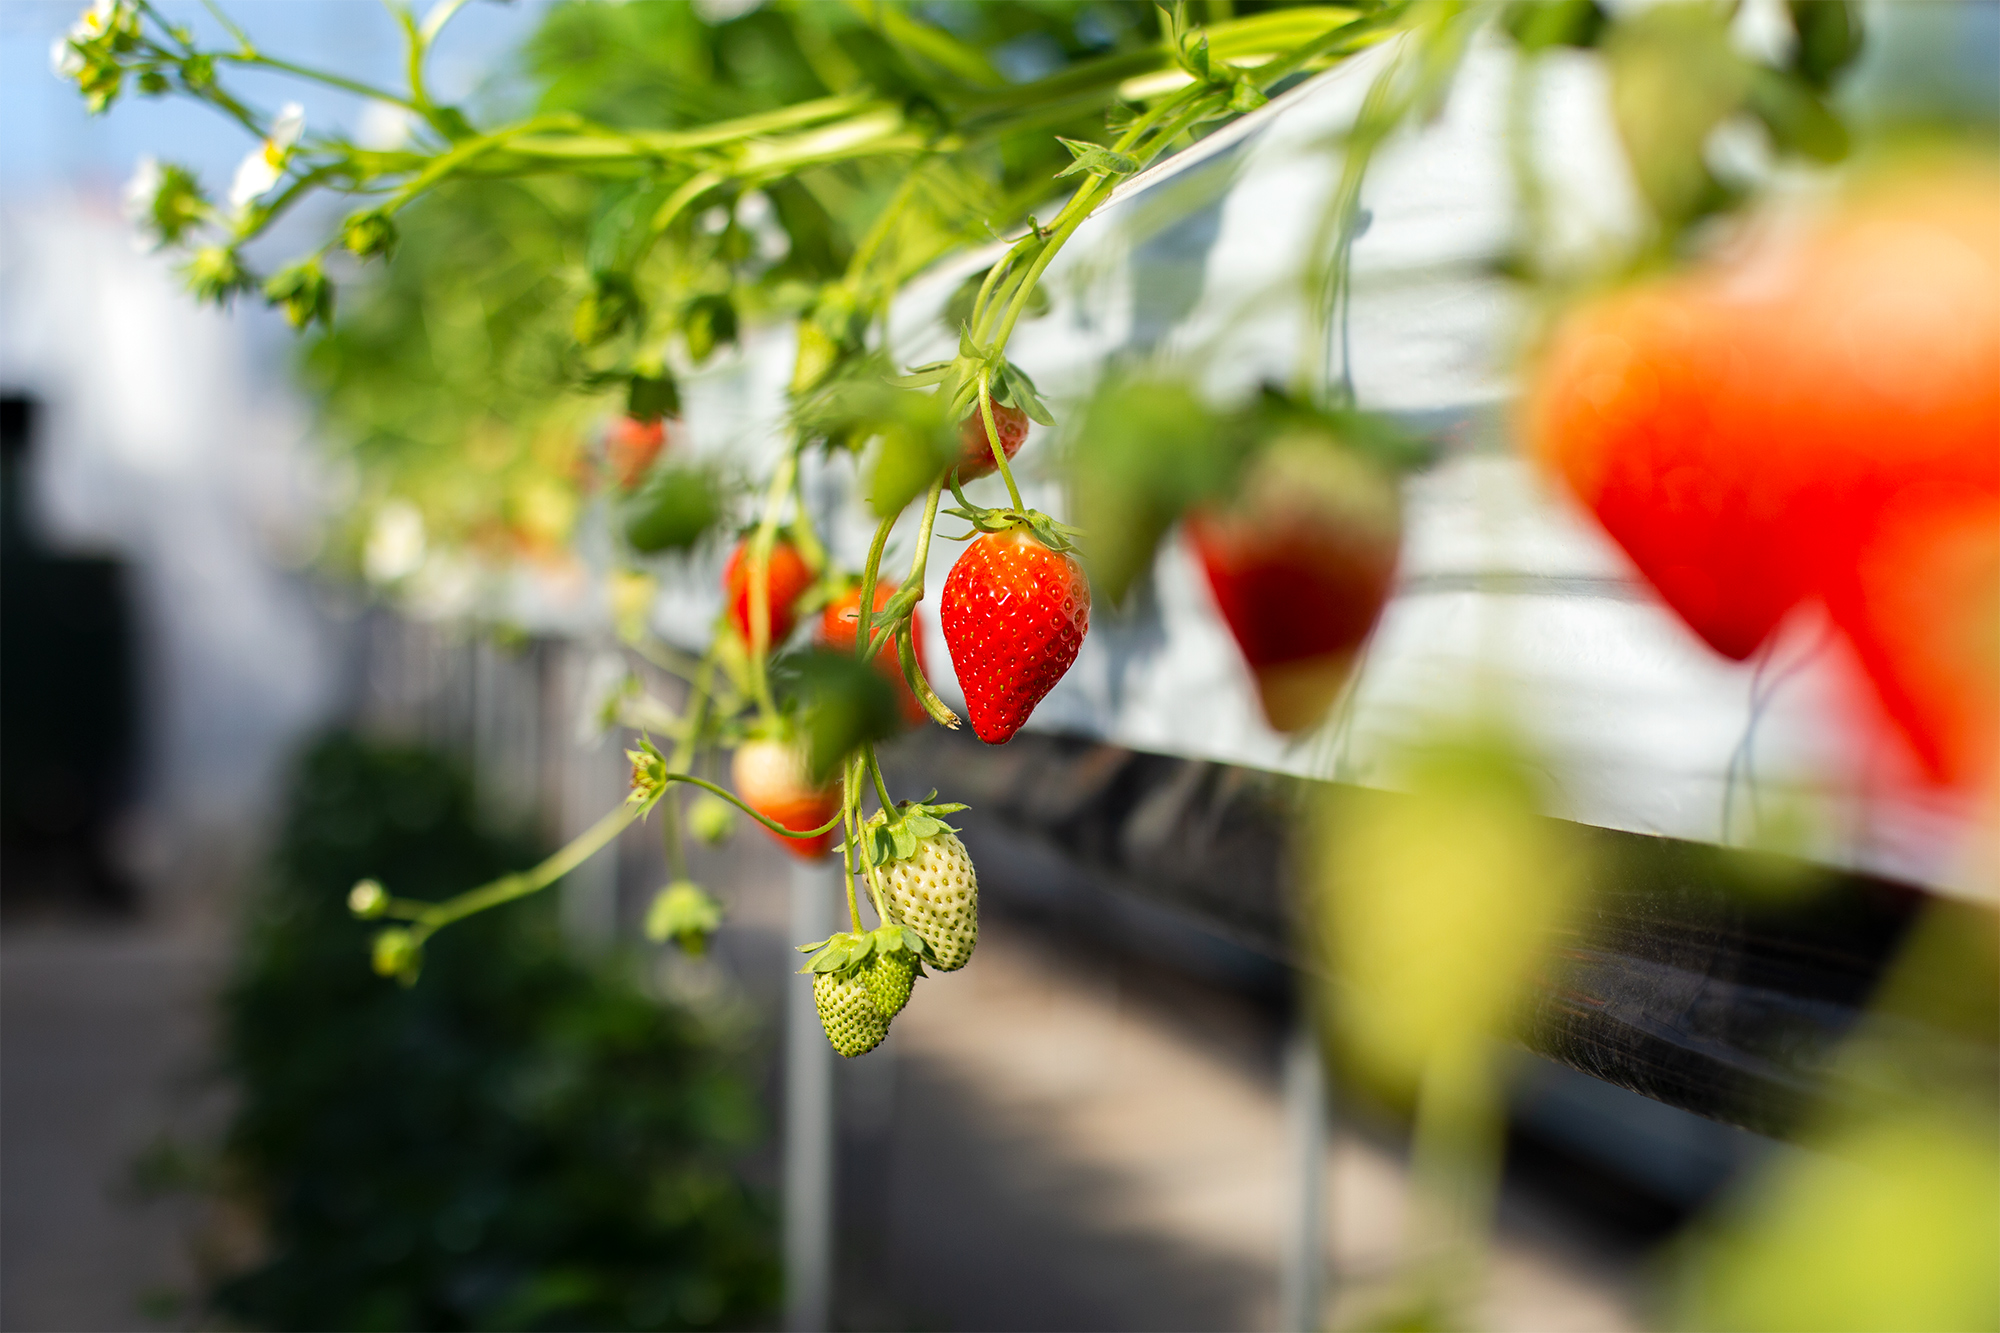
left=651, top=35, right=1985, bottom=899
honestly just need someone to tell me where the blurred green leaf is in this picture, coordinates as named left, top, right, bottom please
left=622, top=465, right=722, bottom=554
left=1787, top=0, right=1865, bottom=92
left=773, top=649, right=903, bottom=783
left=1606, top=4, right=1752, bottom=228
left=1067, top=373, right=1224, bottom=606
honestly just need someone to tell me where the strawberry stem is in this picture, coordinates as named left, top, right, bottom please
left=977, top=373, right=1027, bottom=513
left=745, top=449, right=798, bottom=724
left=866, top=743, right=896, bottom=815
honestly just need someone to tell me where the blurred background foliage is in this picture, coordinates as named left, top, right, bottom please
left=211, top=734, right=776, bottom=1331
left=307, top=0, right=1195, bottom=575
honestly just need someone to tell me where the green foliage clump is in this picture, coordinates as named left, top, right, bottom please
left=213, top=734, right=776, bottom=1331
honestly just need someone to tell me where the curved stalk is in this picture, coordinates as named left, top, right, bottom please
left=977, top=374, right=1026, bottom=512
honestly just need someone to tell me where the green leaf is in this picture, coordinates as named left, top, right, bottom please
left=628, top=372, right=680, bottom=420
left=1001, top=364, right=1056, bottom=427
left=772, top=649, right=904, bottom=784
left=622, top=465, right=721, bottom=553
left=1746, top=67, right=1849, bottom=164
left=1054, top=137, right=1140, bottom=181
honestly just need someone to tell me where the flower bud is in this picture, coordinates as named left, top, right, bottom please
left=347, top=878, right=388, bottom=919
left=264, top=259, right=334, bottom=331
left=371, top=927, right=421, bottom=984
left=687, top=794, right=736, bottom=845
left=182, top=246, right=253, bottom=307
left=340, top=209, right=398, bottom=262
left=644, top=880, right=723, bottom=955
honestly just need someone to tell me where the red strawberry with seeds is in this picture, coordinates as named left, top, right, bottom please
left=723, top=538, right=813, bottom=648
left=941, top=526, right=1090, bottom=744
left=956, top=402, right=1029, bottom=480
left=731, top=736, right=838, bottom=859
left=821, top=579, right=930, bottom=726
left=1188, top=441, right=1401, bottom=734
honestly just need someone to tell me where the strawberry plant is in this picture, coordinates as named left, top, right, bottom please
left=60, top=0, right=1943, bottom=1096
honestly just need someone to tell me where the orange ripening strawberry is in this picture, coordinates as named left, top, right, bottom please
left=821, top=579, right=929, bottom=726
left=606, top=414, right=668, bottom=490
left=955, top=402, right=1030, bottom=480
left=940, top=527, right=1090, bottom=744
left=1824, top=491, right=2000, bottom=789
left=731, top=736, right=838, bottom=859
left=1187, top=441, right=1401, bottom=734
left=723, top=538, right=813, bottom=649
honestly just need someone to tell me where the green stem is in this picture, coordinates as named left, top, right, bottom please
left=977, top=373, right=1026, bottom=512
left=841, top=785, right=864, bottom=933
left=855, top=511, right=896, bottom=665
left=407, top=800, right=639, bottom=941
left=224, top=51, right=419, bottom=112
left=746, top=450, right=799, bottom=722
left=866, top=745, right=896, bottom=814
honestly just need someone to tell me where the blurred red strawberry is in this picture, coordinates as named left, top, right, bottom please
left=1188, top=441, right=1401, bottom=733
left=1826, top=491, right=1999, bottom=789
left=607, top=414, right=668, bottom=489
left=1529, top=166, right=2000, bottom=665
left=723, top=538, right=813, bottom=649
left=821, top=578, right=930, bottom=726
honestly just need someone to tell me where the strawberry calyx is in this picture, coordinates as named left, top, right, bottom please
left=942, top=473, right=1081, bottom=554
left=625, top=736, right=671, bottom=815
left=856, top=794, right=968, bottom=868
left=796, top=923, right=939, bottom=975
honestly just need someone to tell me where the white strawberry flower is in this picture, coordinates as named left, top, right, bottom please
left=50, top=0, right=115, bottom=77
left=229, top=102, right=306, bottom=209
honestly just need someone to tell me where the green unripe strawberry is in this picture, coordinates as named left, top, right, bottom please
left=813, top=970, right=890, bottom=1058
left=881, top=827, right=979, bottom=971
left=863, top=949, right=918, bottom=1020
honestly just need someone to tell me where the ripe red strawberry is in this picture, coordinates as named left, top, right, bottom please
left=956, top=402, right=1029, bottom=480
left=1187, top=442, right=1400, bottom=734
left=606, top=414, right=668, bottom=489
left=940, top=527, right=1090, bottom=744
left=731, top=736, right=838, bottom=859
left=723, top=538, right=813, bottom=648
left=821, top=579, right=929, bottom=725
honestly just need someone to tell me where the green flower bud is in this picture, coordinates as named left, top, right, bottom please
left=182, top=246, right=253, bottom=307
left=263, top=259, right=335, bottom=331
left=339, top=209, right=398, bottom=262
left=370, top=928, right=421, bottom=984
left=687, top=794, right=736, bottom=846
left=644, top=880, right=724, bottom=955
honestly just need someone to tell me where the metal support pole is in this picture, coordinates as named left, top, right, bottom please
left=785, top=857, right=836, bottom=1332
left=1279, top=1010, right=1329, bottom=1332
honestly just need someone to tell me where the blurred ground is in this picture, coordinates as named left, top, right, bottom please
left=1, top=918, right=235, bottom=1330
left=7, top=808, right=1645, bottom=1332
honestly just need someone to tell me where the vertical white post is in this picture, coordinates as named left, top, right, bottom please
left=1280, top=1012, right=1329, bottom=1333
left=785, top=857, right=837, bottom=1332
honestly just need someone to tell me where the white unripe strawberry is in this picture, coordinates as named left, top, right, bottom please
left=880, top=828, right=978, bottom=971
left=813, top=970, right=889, bottom=1057
left=863, top=949, right=918, bottom=1019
